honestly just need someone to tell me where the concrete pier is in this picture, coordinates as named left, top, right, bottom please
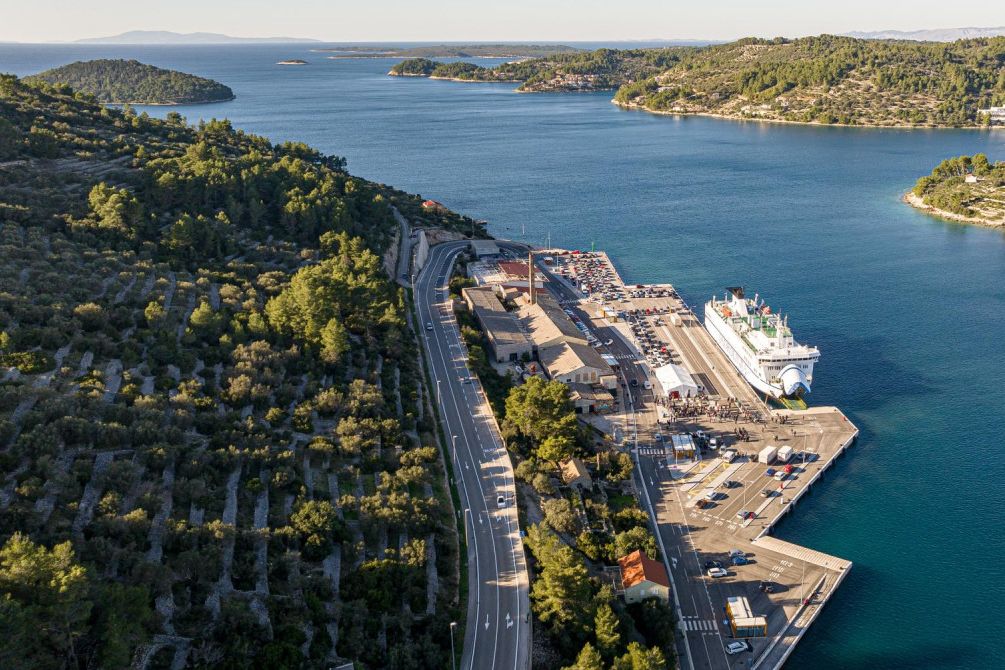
left=536, top=249, right=858, bottom=670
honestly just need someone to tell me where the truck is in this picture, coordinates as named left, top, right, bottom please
left=757, top=445, right=778, bottom=465
left=776, top=445, right=794, bottom=463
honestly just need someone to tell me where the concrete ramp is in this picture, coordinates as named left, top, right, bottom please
left=751, top=536, right=851, bottom=572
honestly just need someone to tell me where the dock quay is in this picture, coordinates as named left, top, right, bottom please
left=463, top=243, right=858, bottom=670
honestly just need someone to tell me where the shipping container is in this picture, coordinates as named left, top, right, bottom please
left=776, top=445, right=794, bottom=463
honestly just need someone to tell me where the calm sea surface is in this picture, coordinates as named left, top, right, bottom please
left=4, top=44, right=1005, bottom=669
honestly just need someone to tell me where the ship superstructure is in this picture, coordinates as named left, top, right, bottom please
left=703, top=288, right=819, bottom=399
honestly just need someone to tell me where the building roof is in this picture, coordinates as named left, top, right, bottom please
left=463, top=286, right=507, bottom=315
left=619, top=550, right=670, bottom=590
left=538, top=341, right=613, bottom=379
left=463, top=287, right=532, bottom=349
left=568, top=382, right=614, bottom=404
left=559, top=457, right=591, bottom=485
left=499, top=261, right=532, bottom=277
left=518, top=295, right=587, bottom=346
left=470, top=240, right=500, bottom=257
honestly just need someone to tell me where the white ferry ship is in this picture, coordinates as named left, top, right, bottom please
left=703, top=288, right=819, bottom=399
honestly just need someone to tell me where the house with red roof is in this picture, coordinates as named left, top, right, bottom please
left=618, top=550, right=670, bottom=604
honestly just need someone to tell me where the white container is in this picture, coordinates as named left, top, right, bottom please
left=758, top=446, right=778, bottom=465
left=776, top=445, right=794, bottom=463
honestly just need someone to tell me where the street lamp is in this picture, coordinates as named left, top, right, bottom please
left=449, top=621, right=458, bottom=670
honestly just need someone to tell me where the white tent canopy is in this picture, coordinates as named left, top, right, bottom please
left=653, top=363, right=699, bottom=398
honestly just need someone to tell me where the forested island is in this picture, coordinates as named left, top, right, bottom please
left=0, top=73, right=482, bottom=668
left=390, top=35, right=1005, bottom=127
left=907, top=154, right=1005, bottom=227
left=26, top=59, right=235, bottom=105
left=322, top=44, right=579, bottom=59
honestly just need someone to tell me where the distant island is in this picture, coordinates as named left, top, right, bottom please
left=906, top=154, right=1005, bottom=227
left=277, top=59, right=309, bottom=65
left=74, top=30, right=319, bottom=44
left=844, top=26, right=1005, bottom=41
left=322, top=43, right=580, bottom=59
left=27, top=59, right=234, bottom=105
left=389, top=35, right=1005, bottom=127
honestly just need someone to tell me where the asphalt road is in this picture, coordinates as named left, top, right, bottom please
left=414, top=241, right=530, bottom=670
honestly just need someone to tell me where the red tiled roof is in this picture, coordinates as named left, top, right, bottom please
left=618, top=550, right=670, bottom=589
left=499, top=261, right=531, bottom=277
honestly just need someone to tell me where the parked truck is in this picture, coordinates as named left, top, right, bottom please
left=776, top=445, right=794, bottom=463
left=757, top=445, right=778, bottom=465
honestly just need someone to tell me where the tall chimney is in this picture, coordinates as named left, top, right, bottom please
left=528, top=250, right=535, bottom=304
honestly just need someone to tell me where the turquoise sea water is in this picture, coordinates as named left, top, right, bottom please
left=4, top=44, right=1005, bottom=669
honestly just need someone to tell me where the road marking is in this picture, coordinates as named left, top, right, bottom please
left=485, top=614, right=490, bottom=630
left=506, top=613, right=513, bottom=629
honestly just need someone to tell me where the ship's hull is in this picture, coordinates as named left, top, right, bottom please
left=703, top=303, right=811, bottom=399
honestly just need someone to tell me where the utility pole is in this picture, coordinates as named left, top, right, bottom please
left=449, top=621, right=458, bottom=670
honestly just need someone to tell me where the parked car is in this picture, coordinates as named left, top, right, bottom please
left=728, top=549, right=746, bottom=558
left=643, top=380, right=652, bottom=390
left=726, top=641, right=752, bottom=655
left=704, top=560, right=723, bottom=570
left=759, top=581, right=775, bottom=593
left=496, top=495, right=506, bottom=509
left=707, top=567, right=728, bottom=578
left=761, top=488, right=774, bottom=498
left=630, top=379, right=639, bottom=387
left=696, top=498, right=712, bottom=509
left=765, top=468, right=777, bottom=477
left=724, top=480, right=740, bottom=488
left=774, top=471, right=787, bottom=481
left=603, top=339, right=613, bottom=346
left=731, top=556, right=750, bottom=566
left=783, top=463, right=795, bottom=474
left=735, top=510, right=751, bottom=520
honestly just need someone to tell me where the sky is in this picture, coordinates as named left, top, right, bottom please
left=3, top=0, right=1005, bottom=43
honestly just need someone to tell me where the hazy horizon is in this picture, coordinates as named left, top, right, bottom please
left=3, top=0, right=1005, bottom=44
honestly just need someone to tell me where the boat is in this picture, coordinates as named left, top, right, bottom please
left=703, top=288, right=819, bottom=399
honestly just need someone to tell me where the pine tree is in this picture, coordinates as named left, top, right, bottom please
left=594, top=602, right=621, bottom=658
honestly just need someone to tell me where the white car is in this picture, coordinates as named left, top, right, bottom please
left=603, top=339, right=613, bottom=346
left=496, top=494, right=506, bottom=509
left=425, top=322, right=433, bottom=331
left=643, top=380, right=652, bottom=390
left=707, top=567, right=728, bottom=578
left=726, top=641, right=750, bottom=655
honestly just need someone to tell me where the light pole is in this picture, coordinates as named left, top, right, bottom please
left=449, top=620, right=458, bottom=670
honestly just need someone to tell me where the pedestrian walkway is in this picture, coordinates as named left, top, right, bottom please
left=751, top=536, right=852, bottom=572
left=680, top=617, right=720, bottom=633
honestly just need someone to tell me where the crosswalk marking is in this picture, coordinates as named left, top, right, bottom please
left=682, top=618, right=718, bottom=632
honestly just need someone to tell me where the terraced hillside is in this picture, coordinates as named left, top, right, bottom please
left=0, top=74, right=478, bottom=669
